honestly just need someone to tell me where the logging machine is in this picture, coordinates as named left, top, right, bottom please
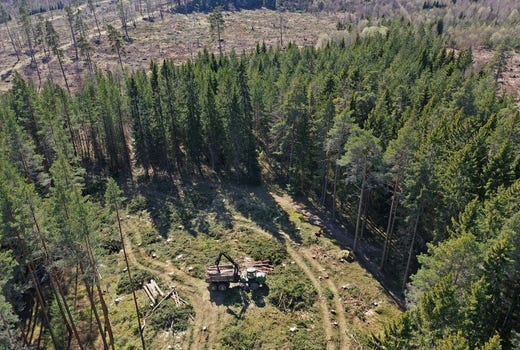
left=204, top=252, right=269, bottom=291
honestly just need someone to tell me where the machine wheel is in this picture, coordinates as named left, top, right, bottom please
left=218, top=283, right=229, bottom=291
left=249, top=282, right=259, bottom=290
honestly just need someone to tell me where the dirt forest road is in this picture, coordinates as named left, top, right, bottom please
left=281, top=232, right=345, bottom=349
left=273, top=194, right=351, bottom=349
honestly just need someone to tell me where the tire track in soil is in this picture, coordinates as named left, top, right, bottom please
left=121, top=222, right=222, bottom=349
left=280, top=232, right=337, bottom=350
left=273, top=194, right=351, bottom=350
left=299, top=249, right=350, bottom=348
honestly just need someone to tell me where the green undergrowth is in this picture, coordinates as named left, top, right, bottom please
left=268, top=265, right=318, bottom=312
left=148, top=300, right=194, bottom=333
left=102, top=182, right=400, bottom=348
left=220, top=306, right=326, bottom=350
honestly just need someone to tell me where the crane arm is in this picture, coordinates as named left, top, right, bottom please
left=214, top=252, right=240, bottom=274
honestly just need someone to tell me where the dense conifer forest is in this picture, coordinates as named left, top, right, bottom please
left=0, top=3, right=519, bottom=348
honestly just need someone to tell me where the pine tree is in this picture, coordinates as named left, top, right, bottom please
left=380, top=117, right=419, bottom=270
left=65, top=6, right=79, bottom=62
left=0, top=153, right=61, bottom=348
left=0, top=250, right=19, bottom=348
left=416, top=275, right=462, bottom=345
left=45, top=20, right=71, bottom=94
left=270, top=77, right=308, bottom=187
left=105, top=178, right=146, bottom=349
left=107, top=24, right=126, bottom=72
left=159, top=60, right=182, bottom=174
left=209, top=6, right=224, bottom=56
left=18, top=5, right=42, bottom=88
left=324, top=109, right=352, bottom=218
left=127, top=74, right=152, bottom=177
left=48, top=152, right=114, bottom=349
left=0, top=5, right=20, bottom=63
left=236, top=61, right=260, bottom=184
left=75, top=9, right=95, bottom=74
left=87, top=0, right=102, bottom=43
left=181, top=64, right=203, bottom=174
left=482, top=139, right=515, bottom=197
left=200, top=74, right=224, bottom=171
left=338, top=126, right=383, bottom=252
left=149, top=61, right=169, bottom=173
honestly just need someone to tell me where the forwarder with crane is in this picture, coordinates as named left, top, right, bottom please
left=205, top=252, right=271, bottom=291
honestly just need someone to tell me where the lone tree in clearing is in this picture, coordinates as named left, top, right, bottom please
left=107, top=24, right=126, bottom=72
left=209, top=6, right=224, bottom=56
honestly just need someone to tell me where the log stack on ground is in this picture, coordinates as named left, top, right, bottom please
left=143, top=279, right=165, bottom=304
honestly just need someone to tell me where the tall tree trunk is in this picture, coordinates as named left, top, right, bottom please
left=57, top=53, right=71, bottom=94
left=83, top=235, right=115, bottom=350
left=332, top=162, right=338, bottom=220
left=66, top=9, right=79, bottom=61
left=13, top=227, right=60, bottom=349
left=80, top=262, right=110, bottom=350
left=353, top=169, right=367, bottom=252
left=86, top=105, right=103, bottom=166
left=146, top=0, right=152, bottom=21
left=61, top=98, right=79, bottom=156
left=4, top=20, right=21, bottom=62
left=52, top=276, right=84, bottom=349
left=402, top=204, right=422, bottom=293
left=380, top=179, right=399, bottom=271
left=48, top=277, right=73, bottom=345
left=118, top=0, right=130, bottom=39
left=320, top=160, right=329, bottom=207
left=36, top=319, right=43, bottom=349
left=27, top=301, right=39, bottom=346
left=116, top=95, right=132, bottom=178
left=28, top=202, right=85, bottom=350
left=27, top=262, right=60, bottom=349
left=217, top=24, right=222, bottom=56
left=116, top=47, right=124, bottom=72
left=114, top=198, right=146, bottom=349
left=32, top=53, right=42, bottom=90
left=88, top=0, right=102, bottom=42
left=279, top=14, right=283, bottom=47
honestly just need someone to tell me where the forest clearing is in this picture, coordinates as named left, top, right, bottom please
left=0, top=0, right=519, bottom=349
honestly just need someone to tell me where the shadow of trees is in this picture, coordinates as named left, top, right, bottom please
left=209, top=285, right=269, bottom=319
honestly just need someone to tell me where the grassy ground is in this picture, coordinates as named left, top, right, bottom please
left=95, top=179, right=401, bottom=349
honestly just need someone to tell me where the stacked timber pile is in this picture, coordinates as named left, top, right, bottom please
left=170, top=288, right=188, bottom=307
left=143, top=280, right=188, bottom=307
left=244, top=260, right=274, bottom=274
left=142, top=285, right=188, bottom=329
left=143, top=279, right=164, bottom=304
